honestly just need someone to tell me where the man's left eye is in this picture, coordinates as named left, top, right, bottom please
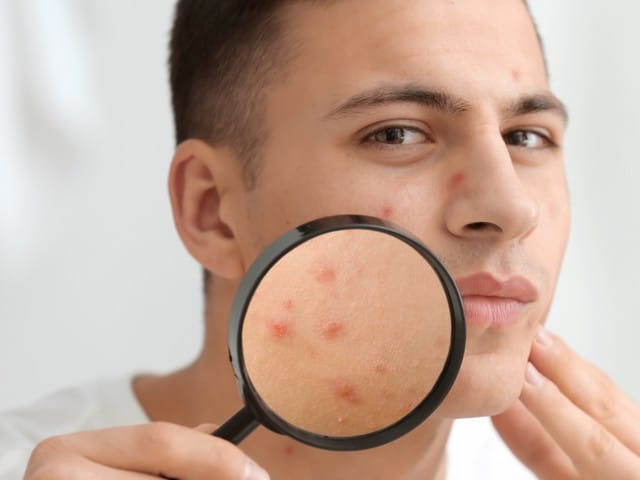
left=365, top=126, right=428, bottom=146
left=503, top=130, right=552, bottom=148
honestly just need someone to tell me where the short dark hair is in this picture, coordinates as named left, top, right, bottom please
left=169, top=0, right=292, bottom=187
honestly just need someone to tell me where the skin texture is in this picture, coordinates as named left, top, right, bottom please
left=25, top=1, right=640, bottom=479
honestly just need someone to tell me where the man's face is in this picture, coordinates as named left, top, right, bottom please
left=229, top=0, right=570, bottom=417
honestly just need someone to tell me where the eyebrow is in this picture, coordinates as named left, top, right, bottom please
left=325, top=84, right=569, bottom=124
left=506, top=93, right=569, bottom=124
left=325, top=85, right=470, bottom=118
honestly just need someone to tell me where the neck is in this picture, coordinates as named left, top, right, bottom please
left=134, top=278, right=452, bottom=479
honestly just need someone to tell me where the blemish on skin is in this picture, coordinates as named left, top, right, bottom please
left=449, top=172, right=464, bottom=190
left=267, top=317, right=290, bottom=339
left=329, top=379, right=363, bottom=405
left=284, top=445, right=295, bottom=456
left=320, top=319, right=344, bottom=340
left=282, top=298, right=294, bottom=312
left=380, top=203, right=394, bottom=219
left=337, top=416, right=347, bottom=424
left=511, top=69, right=522, bottom=82
left=311, top=262, right=337, bottom=284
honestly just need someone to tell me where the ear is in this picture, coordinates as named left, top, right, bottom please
left=168, top=139, right=245, bottom=280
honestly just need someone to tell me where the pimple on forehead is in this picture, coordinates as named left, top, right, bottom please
left=512, top=69, right=522, bottom=82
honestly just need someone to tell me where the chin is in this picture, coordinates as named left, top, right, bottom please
left=434, top=351, right=527, bottom=418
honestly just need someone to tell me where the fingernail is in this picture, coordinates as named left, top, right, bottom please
left=535, top=325, right=553, bottom=348
left=525, top=362, right=544, bottom=387
left=244, top=459, right=270, bottom=480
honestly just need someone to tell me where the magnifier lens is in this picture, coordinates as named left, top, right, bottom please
left=217, top=215, right=465, bottom=450
left=243, top=228, right=451, bottom=437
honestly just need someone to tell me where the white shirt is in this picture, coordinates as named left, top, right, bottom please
left=0, top=377, right=534, bottom=479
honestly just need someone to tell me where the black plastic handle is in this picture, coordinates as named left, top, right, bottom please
left=212, top=406, right=259, bottom=444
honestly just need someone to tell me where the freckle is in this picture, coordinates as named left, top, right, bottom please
left=321, top=319, right=344, bottom=340
left=312, top=262, right=337, bottom=283
left=282, top=298, right=294, bottom=311
left=267, top=317, right=290, bottom=339
left=449, top=172, right=464, bottom=190
left=329, top=379, right=363, bottom=405
left=380, top=203, right=394, bottom=219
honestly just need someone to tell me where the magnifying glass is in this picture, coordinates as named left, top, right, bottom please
left=213, top=214, right=465, bottom=450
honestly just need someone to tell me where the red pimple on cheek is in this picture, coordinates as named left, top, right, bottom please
left=312, top=263, right=337, bottom=283
left=512, top=69, right=522, bottom=82
left=380, top=203, right=394, bottom=219
left=449, top=172, right=464, bottom=190
left=283, top=444, right=295, bottom=456
left=267, top=317, right=290, bottom=339
left=329, top=379, right=363, bottom=405
left=320, top=319, right=344, bottom=340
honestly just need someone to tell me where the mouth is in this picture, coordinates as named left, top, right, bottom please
left=454, top=272, right=539, bottom=328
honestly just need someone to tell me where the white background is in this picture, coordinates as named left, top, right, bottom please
left=1, top=0, right=638, bottom=413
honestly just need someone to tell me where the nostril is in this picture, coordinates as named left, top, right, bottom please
left=465, top=222, right=501, bottom=232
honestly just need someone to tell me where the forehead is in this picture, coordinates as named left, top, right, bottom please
left=276, top=0, right=547, bottom=111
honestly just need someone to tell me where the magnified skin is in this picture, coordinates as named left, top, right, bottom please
left=243, top=229, right=451, bottom=437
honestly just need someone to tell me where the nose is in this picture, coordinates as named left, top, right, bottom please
left=444, top=136, right=539, bottom=242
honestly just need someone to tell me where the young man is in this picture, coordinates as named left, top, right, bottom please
left=4, top=0, right=640, bottom=478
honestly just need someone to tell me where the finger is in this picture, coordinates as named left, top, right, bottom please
left=492, top=399, right=576, bottom=479
left=26, top=449, right=157, bottom=479
left=61, top=422, right=270, bottom=480
left=522, top=362, right=640, bottom=479
left=194, top=423, right=219, bottom=434
left=532, top=326, right=640, bottom=454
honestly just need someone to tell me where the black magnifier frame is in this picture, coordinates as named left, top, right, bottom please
left=213, top=214, right=466, bottom=451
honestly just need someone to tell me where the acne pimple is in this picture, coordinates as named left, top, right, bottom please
left=380, top=203, right=394, bottom=219
left=267, top=317, right=290, bottom=339
left=312, top=263, right=337, bottom=283
left=320, top=319, right=344, bottom=340
left=283, top=445, right=295, bottom=456
left=449, top=172, right=464, bottom=190
left=329, top=379, right=363, bottom=405
left=512, top=69, right=522, bottom=82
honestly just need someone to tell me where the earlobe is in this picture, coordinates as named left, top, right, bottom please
left=168, top=139, right=245, bottom=280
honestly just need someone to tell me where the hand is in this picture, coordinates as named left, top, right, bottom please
left=492, top=326, right=640, bottom=479
left=24, top=422, right=270, bottom=480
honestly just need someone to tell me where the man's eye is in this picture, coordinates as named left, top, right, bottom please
left=504, top=130, right=552, bottom=148
left=364, top=126, right=428, bottom=146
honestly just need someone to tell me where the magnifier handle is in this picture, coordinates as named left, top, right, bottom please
left=213, top=406, right=259, bottom=444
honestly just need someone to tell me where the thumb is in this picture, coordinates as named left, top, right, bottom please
left=194, top=423, right=219, bottom=434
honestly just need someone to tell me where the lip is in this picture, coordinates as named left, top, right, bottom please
left=454, top=272, right=539, bottom=328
